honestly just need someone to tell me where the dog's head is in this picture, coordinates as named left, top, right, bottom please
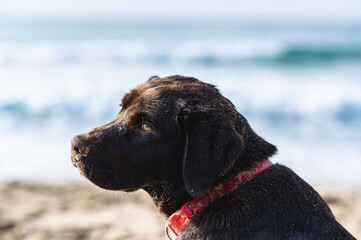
left=71, top=75, right=276, bottom=198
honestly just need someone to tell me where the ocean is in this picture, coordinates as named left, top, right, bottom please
left=0, top=19, right=360, bottom=186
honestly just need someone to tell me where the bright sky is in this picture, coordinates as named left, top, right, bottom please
left=1, top=0, right=361, bottom=21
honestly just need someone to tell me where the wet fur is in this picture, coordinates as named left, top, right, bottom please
left=71, top=75, right=355, bottom=239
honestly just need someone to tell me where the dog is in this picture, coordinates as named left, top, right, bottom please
left=71, top=75, right=355, bottom=239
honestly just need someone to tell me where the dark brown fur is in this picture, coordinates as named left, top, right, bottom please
left=71, top=75, right=355, bottom=239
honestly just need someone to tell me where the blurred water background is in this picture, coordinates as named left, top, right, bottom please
left=0, top=17, right=360, bottom=186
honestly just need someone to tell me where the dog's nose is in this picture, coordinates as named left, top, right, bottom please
left=71, top=136, right=91, bottom=157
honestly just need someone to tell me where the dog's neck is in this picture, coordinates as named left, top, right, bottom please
left=143, top=180, right=193, bottom=217
left=163, top=159, right=273, bottom=238
left=143, top=159, right=273, bottom=219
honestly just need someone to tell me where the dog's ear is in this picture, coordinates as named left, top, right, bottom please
left=180, top=109, right=244, bottom=198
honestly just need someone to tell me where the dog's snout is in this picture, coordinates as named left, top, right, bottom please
left=71, top=136, right=91, bottom=157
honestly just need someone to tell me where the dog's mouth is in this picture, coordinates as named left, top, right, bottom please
left=70, top=153, right=91, bottom=178
left=71, top=152, right=87, bottom=168
left=71, top=142, right=128, bottom=191
left=70, top=129, right=145, bottom=192
left=72, top=156, right=123, bottom=190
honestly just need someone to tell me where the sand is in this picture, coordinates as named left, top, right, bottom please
left=0, top=182, right=360, bottom=240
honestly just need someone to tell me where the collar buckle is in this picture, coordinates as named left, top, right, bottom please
left=165, top=202, right=193, bottom=239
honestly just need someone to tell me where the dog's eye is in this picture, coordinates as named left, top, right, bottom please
left=142, top=122, right=152, bottom=131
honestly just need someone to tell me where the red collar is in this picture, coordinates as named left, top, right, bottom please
left=165, top=159, right=273, bottom=239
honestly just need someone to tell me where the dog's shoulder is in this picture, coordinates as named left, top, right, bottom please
left=180, top=164, right=355, bottom=239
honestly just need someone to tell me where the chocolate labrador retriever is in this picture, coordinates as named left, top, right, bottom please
left=71, top=75, right=355, bottom=239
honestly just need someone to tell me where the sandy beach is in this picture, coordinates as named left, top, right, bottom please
left=0, top=182, right=360, bottom=240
